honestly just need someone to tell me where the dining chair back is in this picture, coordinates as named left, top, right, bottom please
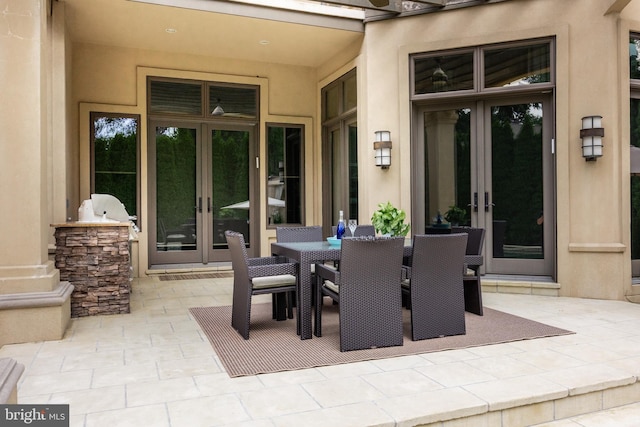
left=276, top=226, right=323, bottom=243
left=404, top=233, right=468, bottom=340
left=225, top=230, right=298, bottom=339
left=451, top=227, right=485, bottom=315
left=314, top=236, right=405, bottom=351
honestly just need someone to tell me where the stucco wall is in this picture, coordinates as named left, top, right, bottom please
left=359, top=0, right=639, bottom=299
left=69, top=42, right=330, bottom=272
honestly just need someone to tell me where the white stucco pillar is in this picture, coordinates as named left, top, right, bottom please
left=0, top=0, right=71, bottom=346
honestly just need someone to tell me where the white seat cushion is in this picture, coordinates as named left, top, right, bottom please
left=323, top=280, right=339, bottom=293
left=252, top=274, right=297, bottom=289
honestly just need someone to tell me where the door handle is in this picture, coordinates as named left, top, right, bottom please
left=198, top=197, right=202, bottom=213
left=468, top=192, right=478, bottom=212
left=484, top=192, right=495, bottom=212
left=207, top=197, right=211, bottom=213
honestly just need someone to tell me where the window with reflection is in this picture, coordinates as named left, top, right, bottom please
left=629, top=34, right=640, bottom=266
left=414, top=52, right=474, bottom=94
left=321, top=69, right=358, bottom=229
left=148, top=78, right=258, bottom=120
left=267, top=124, right=303, bottom=226
left=149, top=79, right=202, bottom=116
left=209, top=84, right=258, bottom=119
left=631, top=34, right=640, bottom=80
left=91, top=112, right=140, bottom=228
left=412, top=40, right=553, bottom=97
left=484, top=43, right=551, bottom=88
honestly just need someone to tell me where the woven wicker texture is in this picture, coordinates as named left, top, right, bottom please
left=406, top=233, right=468, bottom=341
left=275, top=226, right=324, bottom=309
left=225, top=230, right=298, bottom=339
left=315, top=236, right=405, bottom=352
left=276, top=226, right=324, bottom=243
left=452, top=227, right=486, bottom=315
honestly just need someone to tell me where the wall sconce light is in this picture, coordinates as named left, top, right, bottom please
left=374, top=130, right=392, bottom=169
left=580, top=115, right=604, bottom=161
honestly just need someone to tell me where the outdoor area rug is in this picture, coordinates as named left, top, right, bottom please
left=190, top=303, right=573, bottom=377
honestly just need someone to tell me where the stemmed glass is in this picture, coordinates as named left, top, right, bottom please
left=348, top=219, right=357, bottom=237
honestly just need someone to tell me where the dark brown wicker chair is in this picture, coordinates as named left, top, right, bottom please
left=402, top=233, right=468, bottom=340
left=314, top=236, right=405, bottom=351
left=276, top=226, right=324, bottom=307
left=451, top=227, right=485, bottom=315
left=225, top=230, right=298, bottom=340
left=276, top=226, right=323, bottom=243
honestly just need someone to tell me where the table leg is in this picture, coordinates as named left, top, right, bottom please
left=298, top=257, right=312, bottom=340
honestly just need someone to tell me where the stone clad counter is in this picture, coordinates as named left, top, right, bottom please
left=52, top=223, right=131, bottom=318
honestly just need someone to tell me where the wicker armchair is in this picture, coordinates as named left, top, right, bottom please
left=402, top=233, right=468, bottom=340
left=451, top=227, right=485, bottom=315
left=225, top=230, right=298, bottom=340
left=314, top=236, right=405, bottom=351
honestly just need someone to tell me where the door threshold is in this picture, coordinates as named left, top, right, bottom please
left=483, top=274, right=554, bottom=283
left=147, top=262, right=232, bottom=275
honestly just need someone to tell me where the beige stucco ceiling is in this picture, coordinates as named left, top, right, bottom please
left=60, top=0, right=365, bottom=68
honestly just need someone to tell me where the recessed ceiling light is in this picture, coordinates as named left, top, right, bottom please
left=165, top=28, right=177, bottom=34
left=259, top=40, right=270, bottom=45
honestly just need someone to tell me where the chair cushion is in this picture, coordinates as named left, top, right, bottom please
left=323, top=280, right=340, bottom=293
left=252, top=274, right=297, bottom=289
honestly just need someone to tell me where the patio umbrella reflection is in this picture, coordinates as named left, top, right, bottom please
left=222, top=197, right=285, bottom=210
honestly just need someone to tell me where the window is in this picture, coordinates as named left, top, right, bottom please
left=484, top=42, right=550, bottom=88
left=412, top=39, right=554, bottom=98
left=91, top=113, right=140, bottom=228
left=631, top=34, right=640, bottom=80
left=148, top=77, right=258, bottom=120
left=629, top=33, right=640, bottom=271
left=413, top=51, right=474, bottom=94
left=322, top=69, right=358, bottom=231
left=267, top=124, right=304, bottom=226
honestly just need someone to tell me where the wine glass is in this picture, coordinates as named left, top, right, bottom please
left=348, top=219, right=357, bottom=237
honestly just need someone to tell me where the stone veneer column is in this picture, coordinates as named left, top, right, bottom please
left=0, top=0, right=72, bottom=346
left=53, top=224, right=131, bottom=317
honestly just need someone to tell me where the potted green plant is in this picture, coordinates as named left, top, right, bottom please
left=444, top=205, right=467, bottom=226
left=371, top=201, right=411, bottom=237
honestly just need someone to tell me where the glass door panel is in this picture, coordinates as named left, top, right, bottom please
left=149, top=124, right=202, bottom=265
left=348, top=123, right=358, bottom=219
left=415, top=95, right=553, bottom=277
left=631, top=97, right=640, bottom=276
left=209, top=127, right=253, bottom=261
left=423, top=109, right=473, bottom=229
left=330, top=127, right=344, bottom=225
left=485, top=97, right=553, bottom=275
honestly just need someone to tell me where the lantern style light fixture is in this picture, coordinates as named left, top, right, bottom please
left=374, top=130, right=392, bottom=169
left=580, top=115, right=604, bottom=161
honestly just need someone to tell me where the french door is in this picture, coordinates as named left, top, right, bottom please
left=414, top=94, right=554, bottom=276
left=148, top=120, right=257, bottom=266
